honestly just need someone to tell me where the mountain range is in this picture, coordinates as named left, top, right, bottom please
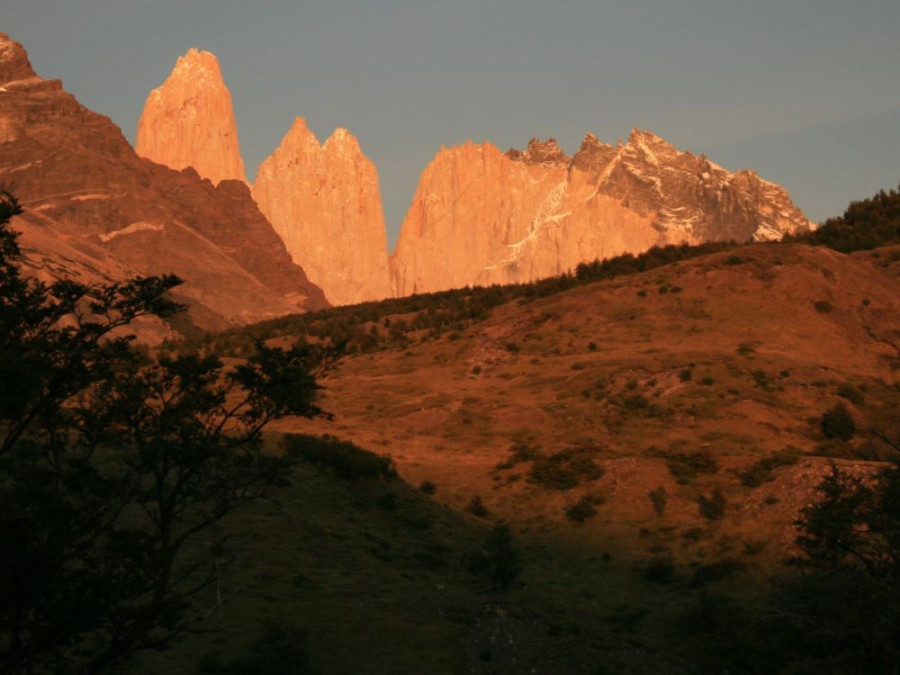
left=2, top=34, right=814, bottom=332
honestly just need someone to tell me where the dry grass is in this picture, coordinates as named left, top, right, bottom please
left=146, top=243, right=900, bottom=672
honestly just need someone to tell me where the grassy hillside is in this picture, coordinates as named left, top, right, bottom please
left=140, top=239, right=900, bottom=672
left=134, top=434, right=678, bottom=674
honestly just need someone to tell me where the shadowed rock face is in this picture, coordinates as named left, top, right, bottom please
left=136, top=48, right=247, bottom=185
left=390, top=130, right=815, bottom=296
left=0, top=33, right=326, bottom=338
left=252, top=119, right=392, bottom=306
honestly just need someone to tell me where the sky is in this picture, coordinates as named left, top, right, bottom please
left=5, top=0, right=899, bottom=248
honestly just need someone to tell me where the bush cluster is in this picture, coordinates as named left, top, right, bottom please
left=737, top=448, right=802, bottom=487
left=821, top=403, right=856, bottom=441
left=284, top=434, right=396, bottom=481
left=528, top=447, right=604, bottom=491
left=565, top=493, right=606, bottom=523
left=698, top=487, right=727, bottom=520
left=661, top=450, right=719, bottom=485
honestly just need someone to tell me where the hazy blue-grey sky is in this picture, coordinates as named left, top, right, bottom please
left=5, top=0, right=899, bottom=247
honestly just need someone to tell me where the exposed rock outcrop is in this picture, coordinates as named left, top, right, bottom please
left=252, top=118, right=391, bottom=306
left=0, top=33, right=325, bottom=339
left=136, top=48, right=247, bottom=185
left=390, top=130, right=814, bottom=296
left=6, top=33, right=818, bottom=314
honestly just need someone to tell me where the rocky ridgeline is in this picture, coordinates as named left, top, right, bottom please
left=391, top=130, right=814, bottom=296
left=0, top=33, right=326, bottom=341
left=5, top=33, right=816, bottom=312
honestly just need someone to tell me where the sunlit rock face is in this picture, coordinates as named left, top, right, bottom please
left=390, top=130, right=814, bottom=296
left=136, top=48, right=247, bottom=185
left=252, top=118, right=392, bottom=306
left=0, top=33, right=326, bottom=338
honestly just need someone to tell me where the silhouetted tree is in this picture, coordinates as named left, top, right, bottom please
left=775, top=434, right=900, bottom=671
left=788, top=183, right=900, bottom=252
left=0, top=192, right=324, bottom=672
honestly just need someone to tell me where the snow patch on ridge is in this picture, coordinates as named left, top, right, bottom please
left=72, top=193, right=115, bottom=202
left=486, top=181, right=569, bottom=271
left=99, top=222, right=164, bottom=242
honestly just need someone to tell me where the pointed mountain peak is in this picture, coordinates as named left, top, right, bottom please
left=168, top=48, right=224, bottom=86
left=0, top=32, right=38, bottom=84
left=623, top=128, right=681, bottom=166
left=282, top=117, right=321, bottom=147
left=324, top=127, right=362, bottom=153
left=252, top=121, right=390, bottom=306
left=627, top=128, right=674, bottom=149
left=578, top=132, right=614, bottom=155
left=136, top=49, right=247, bottom=184
left=506, top=137, right=569, bottom=166
left=176, top=47, right=219, bottom=67
left=571, top=132, right=617, bottom=173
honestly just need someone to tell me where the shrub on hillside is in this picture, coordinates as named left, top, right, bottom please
left=738, top=448, right=803, bottom=487
left=837, top=384, right=865, bottom=405
left=528, top=447, right=604, bottom=490
left=467, top=495, right=490, bottom=518
left=821, top=403, right=855, bottom=441
left=621, top=393, right=650, bottom=410
left=649, top=486, right=668, bottom=516
left=495, top=441, right=541, bottom=471
left=698, top=488, right=727, bottom=520
left=283, top=434, right=396, bottom=480
left=565, top=494, right=606, bottom=523
left=662, top=450, right=719, bottom=485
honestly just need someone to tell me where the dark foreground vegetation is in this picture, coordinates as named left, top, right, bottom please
left=3, top=183, right=900, bottom=673
left=787, top=182, right=900, bottom=252
left=0, top=192, right=325, bottom=672
left=678, top=446, right=900, bottom=673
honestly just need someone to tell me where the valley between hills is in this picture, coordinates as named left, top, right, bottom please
left=2, top=28, right=900, bottom=674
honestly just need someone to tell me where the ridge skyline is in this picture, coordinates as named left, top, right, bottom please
left=6, top=2, right=899, bottom=246
left=126, top=41, right=813, bottom=305
left=134, top=47, right=813, bottom=262
left=0, top=31, right=812, bottom=314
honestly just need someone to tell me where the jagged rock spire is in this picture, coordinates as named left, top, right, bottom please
left=136, top=48, right=247, bottom=185
left=252, top=118, right=392, bottom=306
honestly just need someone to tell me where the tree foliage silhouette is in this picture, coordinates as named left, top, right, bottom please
left=0, top=192, right=325, bottom=672
left=788, top=182, right=900, bottom=252
left=777, top=436, right=900, bottom=671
